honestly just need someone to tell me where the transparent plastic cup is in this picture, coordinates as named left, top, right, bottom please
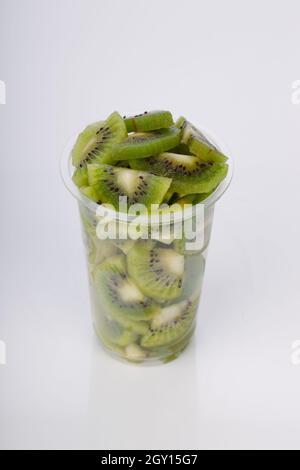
left=61, top=127, right=233, bottom=365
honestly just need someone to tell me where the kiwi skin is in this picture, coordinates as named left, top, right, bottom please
left=87, top=163, right=172, bottom=211
left=112, top=126, right=182, bottom=161
left=72, top=112, right=127, bottom=168
left=179, top=117, right=228, bottom=163
left=124, top=110, right=174, bottom=133
left=130, top=154, right=228, bottom=197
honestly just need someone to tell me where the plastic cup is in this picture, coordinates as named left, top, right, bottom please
left=61, top=127, right=233, bottom=365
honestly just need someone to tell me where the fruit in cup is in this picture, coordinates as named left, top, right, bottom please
left=72, top=110, right=228, bottom=363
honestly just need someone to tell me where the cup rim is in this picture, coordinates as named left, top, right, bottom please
left=60, top=123, right=234, bottom=224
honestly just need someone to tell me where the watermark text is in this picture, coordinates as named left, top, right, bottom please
left=0, top=80, right=6, bottom=104
left=290, top=340, right=300, bottom=366
left=291, top=80, right=300, bottom=105
left=95, top=199, right=205, bottom=252
left=0, top=340, right=6, bottom=365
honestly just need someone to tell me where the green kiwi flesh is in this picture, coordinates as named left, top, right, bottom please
left=107, top=310, right=149, bottom=335
left=174, top=192, right=213, bottom=206
left=72, top=112, right=127, bottom=169
left=94, top=255, right=160, bottom=321
left=73, top=166, right=89, bottom=188
left=101, top=317, right=138, bottom=347
left=141, top=300, right=196, bottom=348
left=127, top=241, right=184, bottom=302
left=87, top=163, right=172, bottom=210
left=124, top=110, right=174, bottom=133
left=179, top=117, right=228, bottom=163
left=80, top=185, right=100, bottom=202
left=129, top=153, right=228, bottom=197
left=112, top=127, right=181, bottom=161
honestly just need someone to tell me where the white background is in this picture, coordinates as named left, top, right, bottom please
left=1, top=0, right=300, bottom=450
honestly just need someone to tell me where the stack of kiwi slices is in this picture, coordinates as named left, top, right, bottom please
left=72, top=110, right=228, bottom=364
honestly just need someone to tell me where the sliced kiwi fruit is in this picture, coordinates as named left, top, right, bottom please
left=125, top=343, right=147, bottom=362
left=168, top=142, right=192, bottom=155
left=94, top=323, right=125, bottom=356
left=101, top=317, right=138, bottom=347
left=88, top=238, right=117, bottom=267
left=94, top=255, right=160, bottom=321
left=124, top=110, right=174, bottom=133
left=170, top=162, right=228, bottom=197
left=178, top=117, right=228, bottom=164
left=80, top=185, right=101, bottom=202
left=141, top=300, right=196, bottom=348
left=129, top=153, right=228, bottom=197
left=113, top=239, right=136, bottom=255
left=107, top=310, right=149, bottom=335
left=163, top=187, right=175, bottom=204
left=180, top=254, right=205, bottom=300
left=128, top=151, right=198, bottom=173
left=174, top=192, right=213, bottom=206
left=72, top=112, right=127, bottom=172
left=115, top=160, right=130, bottom=168
left=111, top=127, right=181, bottom=161
left=127, top=241, right=184, bottom=302
left=71, top=110, right=231, bottom=364
left=143, top=322, right=196, bottom=362
left=73, top=166, right=89, bottom=188
left=87, top=163, right=172, bottom=210
left=72, top=120, right=104, bottom=167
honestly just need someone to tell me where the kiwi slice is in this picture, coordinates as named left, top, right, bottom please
left=101, top=317, right=138, bottom=347
left=113, top=239, right=136, bottom=255
left=129, top=153, right=228, bottom=197
left=169, top=143, right=192, bottom=155
left=94, top=255, right=160, bottom=321
left=174, top=192, right=213, bottom=206
left=107, top=310, right=149, bottom=335
left=141, top=300, right=196, bottom=348
left=181, top=254, right=205, bottom=300
left=87, top=163, right=172, bottom=210
left=125, top=343, right=147, bottom=362
left=124, top=110, right=174, bottom=133
left=88, top=238, right=117, bottom=267
left=127, top=241, right=184, bottom=302
left=72, top=112, right=127, bottom=171
left=111, top=127, right=181, bottom=161
left=94, top=323, right=125, bottom=356
left=170, top=162, right=228, bottom=197
left=72, top=120, right=104, bottom=168
left=73, top=166, right=89, bottom=188
left=178, top=117, right=228, bottom=163
left=80, top=185, right=100, bottom=202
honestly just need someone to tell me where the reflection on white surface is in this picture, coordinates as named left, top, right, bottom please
left=87, top=335, right=200, bottom=450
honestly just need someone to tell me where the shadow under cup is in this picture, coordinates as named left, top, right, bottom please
left=61, top=129, right=233, bottom=365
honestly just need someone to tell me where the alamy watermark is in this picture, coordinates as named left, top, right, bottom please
left=0, top=80, right=6, bottom=104
left=291, top=80, right=300, bottom=105
left=290, top=340, right=300, bottom=366
left=94, top=199, right=205, bottom=252
left=0, top=340, right=6, bottom=365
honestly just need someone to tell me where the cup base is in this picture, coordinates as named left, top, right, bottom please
left=93, top=323, right=196, bottom=366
